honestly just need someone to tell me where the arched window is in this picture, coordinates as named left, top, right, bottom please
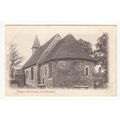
left=40, top=69, right=42, bottom=79
left=43, top=78, right=44, bottom=84
left=31, top=67, right=34, bottom=80
left=25, top=70, right=28, bottom=79
left=85, top=66, right=89, bottom=76
left=48, top=63, right=52, bottom=78
left=45, top=66, right=47, bottom=76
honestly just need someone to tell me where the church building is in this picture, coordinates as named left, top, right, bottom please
left=22, top=34, right=95, bottom=88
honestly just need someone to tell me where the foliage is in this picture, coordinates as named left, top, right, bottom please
left=94, top=33, right=108, bottom=74
left=78, top=39, right=94, bottom=57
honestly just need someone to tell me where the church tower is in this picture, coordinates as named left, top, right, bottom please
left=32, top=35, right=41, bottom=54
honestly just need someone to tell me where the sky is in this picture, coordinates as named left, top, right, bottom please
left=5, top=25, right=111, bottom=66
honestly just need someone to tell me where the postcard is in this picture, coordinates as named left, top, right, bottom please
left=5, top=25, right=117, bottom=96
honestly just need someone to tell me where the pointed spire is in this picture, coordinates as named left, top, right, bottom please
left=32, top=35, right=40, bottom=54
left=32, top=35, right=40, bottom=49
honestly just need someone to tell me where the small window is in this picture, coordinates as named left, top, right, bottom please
left=45, top=66, right=47, bottom=76
left=85, top=66, right=89, bottom=76
left=40, top=69, right=42, bottom=80
left=43, top=78, right=44, bottom=84
left=48, top=63, right=52, bottom=78
left=25, top=70, right=28, bottom=79
left=31, top=67, right=34, bottom=80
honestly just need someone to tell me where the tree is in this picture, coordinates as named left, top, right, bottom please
left=94, top=33, right=108, bottom=74
left=9, top=42, right=24, bottom=78
left=78, top=39, right=94, bottom=57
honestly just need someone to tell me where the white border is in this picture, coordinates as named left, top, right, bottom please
left=0, top=0, right=120, bottom=120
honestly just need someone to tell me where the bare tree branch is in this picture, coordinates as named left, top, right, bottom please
left=9, top=42, right=24, bottom=78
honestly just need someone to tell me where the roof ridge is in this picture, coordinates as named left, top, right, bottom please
left=62, top=33, right=77, bottom=41
left=37, top=34, right=61, bottom=64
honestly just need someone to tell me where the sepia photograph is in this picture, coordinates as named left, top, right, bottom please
left=5, top=25, right=117, bottom=96
left=1, top=1, right=120, bottom=120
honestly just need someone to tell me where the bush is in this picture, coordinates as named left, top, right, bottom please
left=94, top=76, right=107, bottom=88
